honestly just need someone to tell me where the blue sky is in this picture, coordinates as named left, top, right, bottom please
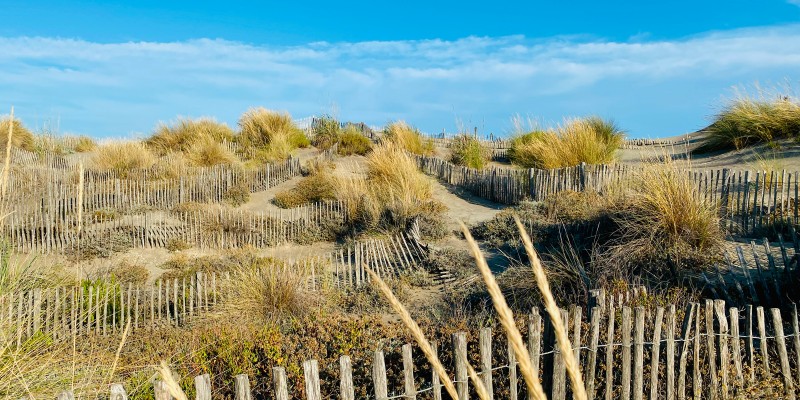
left=1, top=1, right=799, bottom=138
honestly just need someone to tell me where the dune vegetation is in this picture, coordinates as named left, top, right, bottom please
left=509, top=116, right=625, bottom=169
left=383, top=121, right=434, bottom=156
left=697, top=93, right=800, bottom=152
left=449, top=133, right=491, bottom=169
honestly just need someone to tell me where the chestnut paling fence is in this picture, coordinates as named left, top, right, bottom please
left=1, top=233, right=428, bottom=343
left=41, top=298, right=800, bottom=400
left=416, top=155, right=800, bottom=236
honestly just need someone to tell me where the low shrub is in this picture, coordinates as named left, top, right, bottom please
left=223, top=182, right=251, bottom=206
left=166, top=238, right=192, bottom=252
left=146, top=118, right=235, bottom=155
left=509, top=116, right=624, bottom=169
left=237, top=108, right=310, bottom=161
left=383, top=121, right=434, bottom=155
left=0, top=117, right=36, bottom=152
left=338, top=126, right=372, bottom=156
left=91, top=141, right=156, bottom=177
left=109, top=260, right=149, bottom=284
left=273, top=169, right=337, bottom=208
left=697, top=94, right=800, bottom=152
left=311, top=115, right=340, bottom=150
left=449, top=134, right=491, bottom=169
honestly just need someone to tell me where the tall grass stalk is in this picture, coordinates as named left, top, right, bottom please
left=514, top=215, right=588, bottom=400
left=365, top=267, right=460, bottom=399
left=1, top=106, right=13, bottom=202
left=459, top=222, right=547, bottom=400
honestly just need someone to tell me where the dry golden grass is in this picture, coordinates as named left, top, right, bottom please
left=237, top=108, right=309, bottom=161
left=184, top=137, right=240, bottom=167
left=365, top=267, right=459, bottom=399
left=698, top=92, right=800, bottom=152
left=0, top=117, right=35, bottom=152
left=366, top=142, right=434, bottom=214
left=73, top=135, right=97, bottom=153
left=510, top=117, right=624, bottom=169
left=383, top=121, right=434, bottom=156
left=217, top=261, right=316, bottom=322
left=91, top=141, right=156, bottom=177
left=514, top=216, right=587, bottom=400
left=146, top=118, right=235, bottom=155
left=459, top=222, right=548, bottom=400
left=610, top=160, right=722, bottom=273
left=273, top=168, right=337, bottom=208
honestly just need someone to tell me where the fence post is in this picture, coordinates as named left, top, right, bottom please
left=153, top=380, right=172, bottom=400
left=508, top=337, right=518, bottom=400
left=373, top=349, right=389, bottom=400
left=649, top=307, right=664, bottom=400
left=454, top=332, right=468, bottom=400
left=234, top=374, right=251, bottom=400
left=771, top=308, right=796, bottom=399
left=340, top=355, right=355, bottom=400
left=621, top=307, right=632, bottom=400
left=195, top=374, right=211, bottom=400
left=479, top=327, right=494, bottom=400
left=110, top=383, right=128, bottom=400
left=402, top=344, right=417, bottom=399
left=303, top=360, right=321, bottom=400
left=579, top=162, right=587, bottom=192
left=57, top=391, right=75, bottom=400
left=272, top=367, right=289, bottom=400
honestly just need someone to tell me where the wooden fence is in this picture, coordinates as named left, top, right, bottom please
left=416, top=155, right=800, bottom=236
left=0, top=233, right=427, bottom=343
left=46, top=298, right=800, bottom=399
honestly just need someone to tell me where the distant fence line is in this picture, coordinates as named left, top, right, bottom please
left=1, top=233, right=425, bottom=343
left=3, top=200, right=348, bottom=254
left=42, top=298, right=800, bottom=399
left=416, top=155, right=800, bottom=236
left=1, top=157, right=301, bottom=231
left=620, top=135, right=693, bottom=149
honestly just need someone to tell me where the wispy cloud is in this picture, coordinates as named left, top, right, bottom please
left=0, top=24, right=799, bottom=137
left=788, top=0, right=800, bottom=7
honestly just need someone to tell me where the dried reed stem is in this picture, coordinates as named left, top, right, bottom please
left=157, top=360, right=189, bottom=400
left=365, top=267, right=459, bottom=399
left=459, top=222, right=548, bottom=400
left=515, top=215, right=588, bottom=400
left=465, top=354, right=492, bottom=400
left=1, top=106, right=13, bottom=206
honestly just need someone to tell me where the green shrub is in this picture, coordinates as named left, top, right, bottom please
left=338, top=126, right=372, bottom=156
left=273, top=169, right=337, bottom=208
left=449, top=134, right=491, bottom=169
left=223, top=183, right=251, bottom=206
left=311, top=115, right=340, bottom=150
left=509, top=116, right=624, bottom=169
left=696, top=95, right=800, bottom=152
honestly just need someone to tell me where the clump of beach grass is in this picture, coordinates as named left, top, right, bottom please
left=383, top=121, right=434, bottom=156
left=237, top=108, right=310, bottom=161
left=338, top=125, right=372, bottom=156
left=184, top=137, right=240, bottom=167
left=0, top=117, right=35, bottom=152
left=146, top=118, right=235, bottom=156
left=509, top=116, right=624, bottom=169
left=91, top=141, right=156, bottom=177
left=449, top=134, right=491, bottom=169
left=310, top=114, right=340, bottom=150
left=697, top=90, right=800, bottom=153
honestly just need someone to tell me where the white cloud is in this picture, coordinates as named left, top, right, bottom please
left=789, top=0, right=800, bottom=6
left=1, top=25, right=799, bottom=137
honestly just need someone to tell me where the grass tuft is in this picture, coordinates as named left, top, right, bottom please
left=383, top=121, right=434, bottom=156
left=237, top=108, right=309, bottom=161
left=147, top=118, right=235, bottom=155
left=0, top=117, right=35, bottom=152
left=310, top=115, right=340, bottom=150
left=697, top=93, right=800, bottom=152
left=91, top=141, right=156, bottom=177
left=338, top=126, right=372, bottom=156
left=185, top=137, right=240, bottom=167
left=449, top=134, right=491, bottom=169
left=509, top=116, right=624, bottom=169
